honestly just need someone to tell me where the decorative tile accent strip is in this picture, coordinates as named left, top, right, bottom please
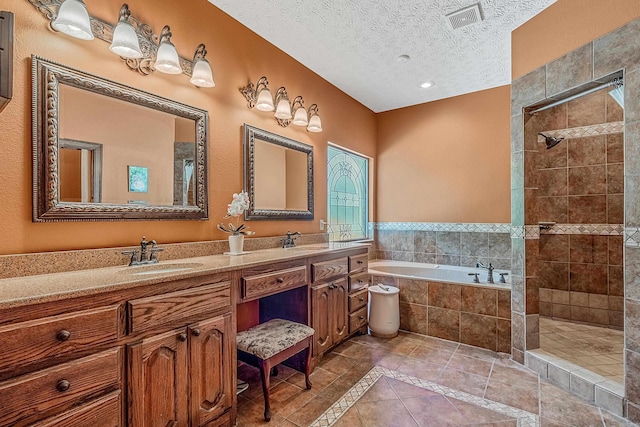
left=373, top=222, right=510, bottom=233
left=511, top=226, right=525, bottom=239
left=625, top=227, right=640, bottom=248
left=309, top=366, right=539, bottom=427
left=541, top=224, right=624, bottom=236
left=525, top=225, right=540, bottom=239
left=539, top=121, right=623, bottom=140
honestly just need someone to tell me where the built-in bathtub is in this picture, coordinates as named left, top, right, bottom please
left=368, top=260, right=512, bottom=353
left=368, top=260, right=511, bottom=288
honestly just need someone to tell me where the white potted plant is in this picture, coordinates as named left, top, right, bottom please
left=217, top=192, right=255, bottom=254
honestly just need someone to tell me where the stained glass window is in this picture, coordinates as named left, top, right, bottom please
left=327, top=145, right=369, bottom=241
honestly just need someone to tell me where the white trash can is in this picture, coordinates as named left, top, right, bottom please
left=368, top=284, right=400, bottom=338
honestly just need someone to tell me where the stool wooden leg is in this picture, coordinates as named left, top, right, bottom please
left=258, top=359, right=272, bottom=421
left=304, top=338, right=313, bottom=390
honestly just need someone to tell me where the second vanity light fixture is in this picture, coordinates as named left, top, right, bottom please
left=29, top=0, right=215, bottom=88
left=240, top=76, right=323, bottom=132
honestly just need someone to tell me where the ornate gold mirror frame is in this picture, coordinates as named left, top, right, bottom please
left=32, top=56, right=209, bottom=221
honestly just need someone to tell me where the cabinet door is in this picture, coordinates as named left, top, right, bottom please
left=331, top=279, right=349, bottom=346
left=128, top=329, right=188, bottom=427
left=189, top=313, right=234, bottom=427
left=311, top=283, right=333, bottom=356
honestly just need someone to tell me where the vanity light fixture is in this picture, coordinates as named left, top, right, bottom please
left=109, top=4, right=142, bottom=59
left=190, top=44, right=215, bottom=88
left=154, top=26, right=181, bottom=74
left=306, top=104, right=323, bottom=133
left=274, top=87, right=292, bottom=120
left=51, top=0, right=93, bottom=40
left=291, top=96, right=309, bottom=127
left=29, top=0, right=216, bottom=88
left=240, top=77, right=322, bottom=131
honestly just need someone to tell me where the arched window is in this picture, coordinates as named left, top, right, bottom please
left=327, top=145, right=369, bottom=241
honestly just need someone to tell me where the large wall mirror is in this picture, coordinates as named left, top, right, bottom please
left=32, top=56, right=208, bottom=221
left=244, top=124, right=313, bottom=220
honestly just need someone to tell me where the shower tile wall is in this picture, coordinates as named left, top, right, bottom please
left=374, top=229, right=512, bottom=269
left=534, top=90, right=623, bottom=329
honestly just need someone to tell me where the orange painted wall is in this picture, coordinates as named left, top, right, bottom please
left=0, top=0, right=376, bottom=255
left=376, top=86, right=511, bottom=224
left=512, top=0, right=640, bottom=79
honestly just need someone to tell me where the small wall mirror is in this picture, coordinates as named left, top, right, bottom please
left=32, top=56, right=209, bottom=221
left=244, top=124, right=313, bottom=220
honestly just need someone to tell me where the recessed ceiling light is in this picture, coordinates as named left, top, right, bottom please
left=418, top=80, right=435, bottom=89
left=396, top=54, right=411, bottom=63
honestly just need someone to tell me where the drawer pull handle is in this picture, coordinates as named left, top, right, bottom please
left=357, top=260, right=364, bottom=264
left=358, top=280, right=364, bottom=284
left=192, top=329, right=201, bottom=337
left=359, top=297, right=364, bottom=302
left=56, top=379, right=70, bottom=392
left=56, top=330, right=71, bottom=342
left=358, top=316, right=365, bottom=320
left=177, top=332, right=187, bottom=342
left=276, top=277, right=285, bottom=283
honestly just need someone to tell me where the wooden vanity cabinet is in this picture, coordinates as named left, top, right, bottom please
left=311, top=278, right=348, bottom=355
left=127, top=280, right=234, bottom=427
left=347, top=254, right=370, bottom=335
left=127, top=313, right=233, bottom=427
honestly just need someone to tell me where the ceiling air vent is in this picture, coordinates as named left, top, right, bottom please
left=446, top=3, right=483, bottom=30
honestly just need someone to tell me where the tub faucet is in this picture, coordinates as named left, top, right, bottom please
left=122, top=236, right=163, bottom=266
left=476, top=261, right=494, bottom=284
left=281, top=231, right=301, bottom=248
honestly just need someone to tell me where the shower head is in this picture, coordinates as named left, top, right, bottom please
left=538, top=133, right=564, bottom=150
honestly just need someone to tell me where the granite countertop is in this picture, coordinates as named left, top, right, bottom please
left=0, top=242, right=369, bottom=309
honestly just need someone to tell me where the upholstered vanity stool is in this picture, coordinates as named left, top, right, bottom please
left=236, top=318, right=314, bottom=421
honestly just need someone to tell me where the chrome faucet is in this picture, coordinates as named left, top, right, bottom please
left=476, top=261, right=494, bottom=284
left=122, top=236, right=163, bottom=266
left=281, top=231, right=301, bottom=248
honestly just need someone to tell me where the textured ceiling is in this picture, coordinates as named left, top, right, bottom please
left=208, top=0, right=556, bottom=112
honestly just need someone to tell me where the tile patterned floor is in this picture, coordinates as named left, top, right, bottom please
left=236, top=331, right=635, bottom=426
left=539, top=317, right=624, bottom=384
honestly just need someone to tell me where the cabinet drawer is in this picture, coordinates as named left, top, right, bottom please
left=0, top=305, right=120, bottom=373
left=242, top=266, right=307, bottom=301
left=29, top=390, right=121, bottom=427
left=348, top=253, right=368, bottom=273
left=349, top=307, right=368, bottom=334
left=349, top=272, right=370, bottom=293
left=349, top=288, right=369, bottom=313
left=128, top=282, right=230, bottom=335
left=0, top=348, right=121, bottom=427
left=311, top=257, right=348, bottom=283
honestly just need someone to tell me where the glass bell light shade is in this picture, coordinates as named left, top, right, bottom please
left=109, top=20, right=142, bottom=58
left=307, top=113, right=323, bottom=132
left=190, top=58, right=215, bottom=88
left=51, top=0, right=94, bottom=40
left=255, top=88, right=275, bottom=111
left=274, top=98, right=292, bottom=120
left=154, top=40, right=181, bottom=74
left=292, top=106, right=309, bottom=126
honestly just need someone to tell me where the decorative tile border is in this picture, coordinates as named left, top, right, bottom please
left=525, top=225, right=540, bottom=239
left=373, top=222, right=510, bottom=233
left=542, top=224, right=624, bottom=236
left=625, top=227, right=640, bottom=248
left=511, top=226, right=525, bottom=239
left=539, top=121, right=623, bottom=140
left=309, top=366, right=539, bottom=427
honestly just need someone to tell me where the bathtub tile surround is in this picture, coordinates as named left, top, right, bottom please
left=373, top=222, right=511, bottom=270
left=372, top=273, right=511, bottom=353
left=512, top=16, right=640, bottom=422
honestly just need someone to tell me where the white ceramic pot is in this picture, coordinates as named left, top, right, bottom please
left=228, top=234, right=244, bottom=254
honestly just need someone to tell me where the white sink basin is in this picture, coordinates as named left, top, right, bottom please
left=120, top=262, right=203, bottom=276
